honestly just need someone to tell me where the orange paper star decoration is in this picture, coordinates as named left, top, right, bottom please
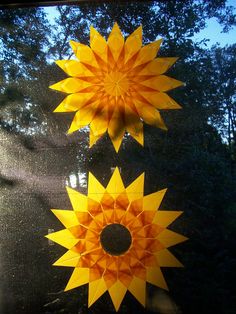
left=50, top=23, right=183, bottom=152
left=46, top=168, right=187, bottom=311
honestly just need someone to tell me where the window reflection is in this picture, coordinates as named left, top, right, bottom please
left=66, top=172, right=87, bottom=189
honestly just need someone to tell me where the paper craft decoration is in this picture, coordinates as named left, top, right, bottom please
left=50, top=23, right=183, bottom=152
left=46, top=168, right=187, bottom=311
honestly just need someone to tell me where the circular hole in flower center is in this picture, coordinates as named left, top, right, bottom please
left=100, top=223, right=132, bottom=256
left=104, top=71, right=129, bottom=96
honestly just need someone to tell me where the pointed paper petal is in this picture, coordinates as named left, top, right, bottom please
left=106, top=167, right=125, bottom=196
left=90, top=26, right=107, bottom=62
left=51, top=209, right=79, bottom=228
left=45, top=229, right=78, bottom=249
left=54, top=93, right=95, bottom=113
left=142, top=75, right=184, bottom=92
left=134, top=100, right=167, bottom=130
left=134, top=39, right=162, bottom=67
left=90, top=103, right=109, bottom=136
left=55, top=60, right=93, bottom=77
left=89, top=128, right=105, bottom=148
left=146, top=267, right=168, bottom=290
left=139, top=57, right=178, bottom=75
left=107, top=104, right=125, bottom=152
left=53, top=250, right=80, bottom=267
left=157, top=229, right=188, bottom=248
left=126, top=173, right=144, bottom=202
left=88, top=172, right=106, bottom=202
left=124, top=103, right=144, bottom=146
left=124, top=25, right=142, bottom=63
left=67, top=101, right=100, bottom=134
left=88, top=278, right=107, bottom=307
left=129, top=127, right=144, bottom=146
left=70, top=41, right=98, bottom=68
left=109, top=129, right=125, bottom=152
left=142, top=92, right=182, bottom=110
left=142, top=189, right=167, bottom=212
left=64, top=268, right=90, bottom=291
left=109, top=281, right=127, bottom=311
left=128, top=277, right=146, bottom=306
left=153, top=211, right=183, bottom=227
left=66, top=186, right=87, bottom=212
left=108, top=23, right=124, bottom=62
left=155, top=249, right=184, bottom=267
left=50, top=78, right=91, bottom=94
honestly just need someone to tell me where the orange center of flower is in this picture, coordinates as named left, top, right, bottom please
left=103, top=71, right=129, bottom=96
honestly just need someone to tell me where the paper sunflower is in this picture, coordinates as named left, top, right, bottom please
left=50, top=23, right=183, bottom=152
left=46, top=168, right=187, bottom=311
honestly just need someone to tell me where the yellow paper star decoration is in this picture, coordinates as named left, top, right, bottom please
left=46, top=168, right=187, bottom=311
left=50, top=23, right=183, bottom=152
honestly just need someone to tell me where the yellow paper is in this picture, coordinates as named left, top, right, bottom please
left=46, top=168, right=187, bottom=311
left=50, top=23, right=183, bottom=152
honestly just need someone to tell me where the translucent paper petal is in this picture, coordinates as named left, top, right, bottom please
left=126, top=173, right=144, bottom=202
left=109, top=281, right=127, bottom=311
left=70, top=41, right=98, bottom=68
left=142, top=92, right=182, bottom=110
left=106, top=167, right=125, bottom=196
left=134, top=39, right=163, bottom=67
left=67, top=100, right=100, bottom=134
left=54, top=93, right=95, bottom=112
left=157, top=229, right=188, bottom=248
left=51, top=209, right=79, bottom=228
left=124, top=103, right=144, bottom=145
left=89, top=100, right=109, bottom=147
left=45, top=229, right=79, bottom=249
left=88, top=172, right=106, bottom=202
left=55, top=60, right=93, bottom=77
left=139, top=57, right=178, bottom=75
left=50, top=78, right=91, bottom=94
left=90, top=26, right=107, bottom=62
left=89, top=128, right=105, bottom=148
left=134, top=100, right=167, bottom=130
left=108, top=105, right=126, bottom=152
left=146, top=267, right=168, bottom=290
left=53, top=250, right=80, bottom=267
left=142, top=189, right=167, bottom=212
left=155, top=249, right=184, bottom=267
left=88, top=278, right=107, bottom=307
left=90, top=104, right=109, bottom=136
left=66, top=186, right=88, bottom=212
left=107, top=22, right=124, bottom=62
left=124, top=25, right=142, bottom=63
left=128, top=277, right=146, bottom=306
left=142, top=75, right=184, bottom=92
left=153, top=211, right=183, bottom=227
left=65, top=268, right=90, bottom=291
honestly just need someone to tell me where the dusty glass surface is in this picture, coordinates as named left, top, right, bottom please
left=0, top=1, right=235, bottom=314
